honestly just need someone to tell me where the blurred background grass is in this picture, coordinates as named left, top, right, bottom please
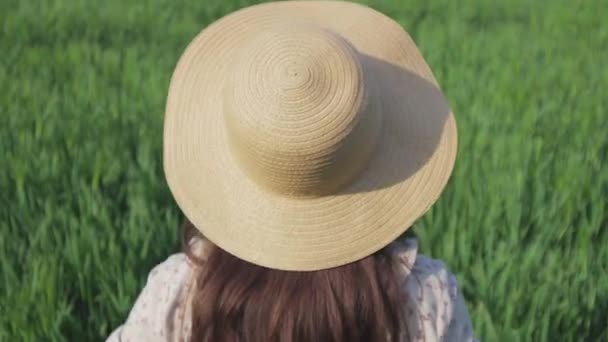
left=1, top=0, right=606, bottom=341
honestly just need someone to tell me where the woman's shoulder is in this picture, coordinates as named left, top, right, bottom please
left=149, top=253, right=193, bottom=280
left=390, top=238, right=476, bottom=341
left=106, top=252, right=198, bottom=342
left=390, top=238, right=455, bottom=281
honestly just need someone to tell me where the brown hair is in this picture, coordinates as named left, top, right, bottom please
left=183, top=220, right=409, bottom=342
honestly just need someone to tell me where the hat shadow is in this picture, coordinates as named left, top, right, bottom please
left=337, top=53, right=453, bottom=195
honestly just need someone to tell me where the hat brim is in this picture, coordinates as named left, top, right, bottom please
left=163, top=0, right=457, bottom=271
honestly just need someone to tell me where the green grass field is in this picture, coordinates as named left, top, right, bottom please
left=1, top=0, right=607, bottom=341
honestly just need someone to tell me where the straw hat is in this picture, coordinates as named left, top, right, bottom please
left=163, top=0, right=457, bottom=271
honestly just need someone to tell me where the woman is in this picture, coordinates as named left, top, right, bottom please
left=108, top=1, right=476, bottom=341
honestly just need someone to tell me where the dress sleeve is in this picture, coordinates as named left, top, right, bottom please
left=105, top=253, right=195, bottom=342
left=401, top=254, right=477, bottom=342
left=444, top=277, right=476, bottom=342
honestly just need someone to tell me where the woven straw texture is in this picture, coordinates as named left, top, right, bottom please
left=163, top=0, right=457, bottom=271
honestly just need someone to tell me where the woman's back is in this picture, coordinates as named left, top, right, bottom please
left=107, top=236, right=475, bottom=342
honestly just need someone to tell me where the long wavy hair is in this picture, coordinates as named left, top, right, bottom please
left=183, top=219, right=410, bottom=342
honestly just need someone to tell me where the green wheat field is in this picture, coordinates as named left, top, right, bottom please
left=1, top=0, right=607, bottom=341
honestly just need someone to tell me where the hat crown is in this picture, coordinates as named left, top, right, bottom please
left=224, top=24, right=382, bottom=197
